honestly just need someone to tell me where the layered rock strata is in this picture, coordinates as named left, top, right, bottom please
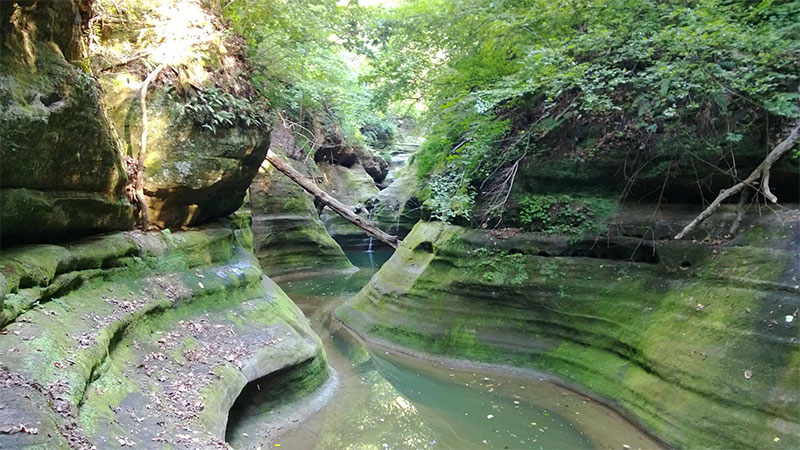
left=338, top=206, right=800, bottom=449
left=248, top=121, right=355, bottom=277
left=0, top=219, right=328, bottom=448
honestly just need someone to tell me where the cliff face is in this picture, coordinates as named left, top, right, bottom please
left=0, top=0, right=135, bottom=244
left=0, top=0, right=274, bottom=242
left=338, top=207, right=800, bottom=449
left=0, top=1, right=331, bottom=447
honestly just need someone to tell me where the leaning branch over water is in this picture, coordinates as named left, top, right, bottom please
left=265, top=151, right=400, bottom=249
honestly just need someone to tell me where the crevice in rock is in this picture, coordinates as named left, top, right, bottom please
left=560, top=240, right=659, bottom=263
left=224, top=355, right=328, bottom=444
left=414, top=241, right=434, bottom=253
left=76, top=303, right=170, bottom=410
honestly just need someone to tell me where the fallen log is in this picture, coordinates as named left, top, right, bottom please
left=265, top=150, right=400, bottom=249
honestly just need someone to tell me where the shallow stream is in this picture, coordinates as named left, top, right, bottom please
left=227, top=251, right=661, bottom=450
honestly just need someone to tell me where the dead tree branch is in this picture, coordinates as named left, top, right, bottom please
left=265, top=151, right=400, bottom=248
left=675, top=123, right=799, bottom=239
left=135, top=63, right=167, bottom=231
left=479, top=152, right=526, bottom=224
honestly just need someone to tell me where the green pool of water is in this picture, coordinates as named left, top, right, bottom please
left=227, top=251, right=661, bottom=450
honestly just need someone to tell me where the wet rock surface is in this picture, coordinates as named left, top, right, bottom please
left=338, top=205, right=800, bottom=449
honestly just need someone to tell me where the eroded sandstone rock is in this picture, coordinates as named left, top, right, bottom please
left=0, top=219, right=329, bottom=448
left=338, top=206, right=800, bottom=449
left=0, top=0, right=134, bottom=244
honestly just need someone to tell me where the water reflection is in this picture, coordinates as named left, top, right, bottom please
left=228, top=251, right=660, bottom=450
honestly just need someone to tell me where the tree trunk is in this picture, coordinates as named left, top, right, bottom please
left=265, top=151, right=400, bottom=249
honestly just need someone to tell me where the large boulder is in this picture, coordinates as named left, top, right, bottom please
left=360, top=151, right=389, bottom=185
left=91, top=0, right=270, bottom=229
left=105, top=86, right=270, bottom=228
left=0, top=0, right=134, bottom=245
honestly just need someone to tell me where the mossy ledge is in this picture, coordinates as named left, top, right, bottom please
left=0, top=219, right=329, bottom=448
left=337, top=206, right=800, bottom=449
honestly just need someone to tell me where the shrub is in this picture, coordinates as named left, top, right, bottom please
left=517, top=195, right=616, bottom=235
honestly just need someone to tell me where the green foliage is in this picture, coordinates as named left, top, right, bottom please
left=360, top=115, right=397, bottom=150
left=224, top=0, right=380, bottom=146
left=518, top=195, right=616, bottom=235
left=466, top=248, right=528, bottom=285
left=364, top=0, right=800, bottom=221
left=183, top=86, right=268, bottom=134
left=428, top=171, right=475, bottom=223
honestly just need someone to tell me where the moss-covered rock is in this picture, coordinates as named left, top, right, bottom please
left=0, top=0, right=135, bottom=244
left=371, top=157, right=422, bottom=239
left=248, top=121, right=355, bottom=277
left=90, top=0, right=270, bottom=229
left=338, top=206, right=800, bottom=449
left=0, top=219, right=330, bottom=448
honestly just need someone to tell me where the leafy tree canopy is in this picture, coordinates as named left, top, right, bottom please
left=224, top=0, right=387, bottom=147
left=364, top=0, right=800, bottom=222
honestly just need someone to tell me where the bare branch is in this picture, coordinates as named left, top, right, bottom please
left=675, top=123, right=800, bottom=240
left=135, top=63, right=167, bottom=231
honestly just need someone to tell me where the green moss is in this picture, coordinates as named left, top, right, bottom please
left=0, top=8, right=134, bottom=243
left=438, top=320, right=490, bottom=359
left=517, top=194, right=617, bottom=236
left=340, top=217, right=800, bottom=449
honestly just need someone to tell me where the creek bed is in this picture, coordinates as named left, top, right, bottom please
left=227, top=251, right=662, bottom=449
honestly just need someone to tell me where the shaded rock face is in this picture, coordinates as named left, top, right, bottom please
left=360, top=151, right=390, bottom=185
left=0, top=0, right=134, bottom=244
left=313, top=139, right=389, bottom=185
left=318, top=160, right=381, bottom=250
left=0, top=219, right=329, bottom=448
left=511, top=132, right=800, bottom=205
left=338, top=207, right=800, bottom=449
left=371, top=154, right=422, bottom=240
left=248, top=121, right=355, bottom=277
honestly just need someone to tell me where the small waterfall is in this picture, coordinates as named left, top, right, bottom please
left=366, top=209, right=375, bottom=253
